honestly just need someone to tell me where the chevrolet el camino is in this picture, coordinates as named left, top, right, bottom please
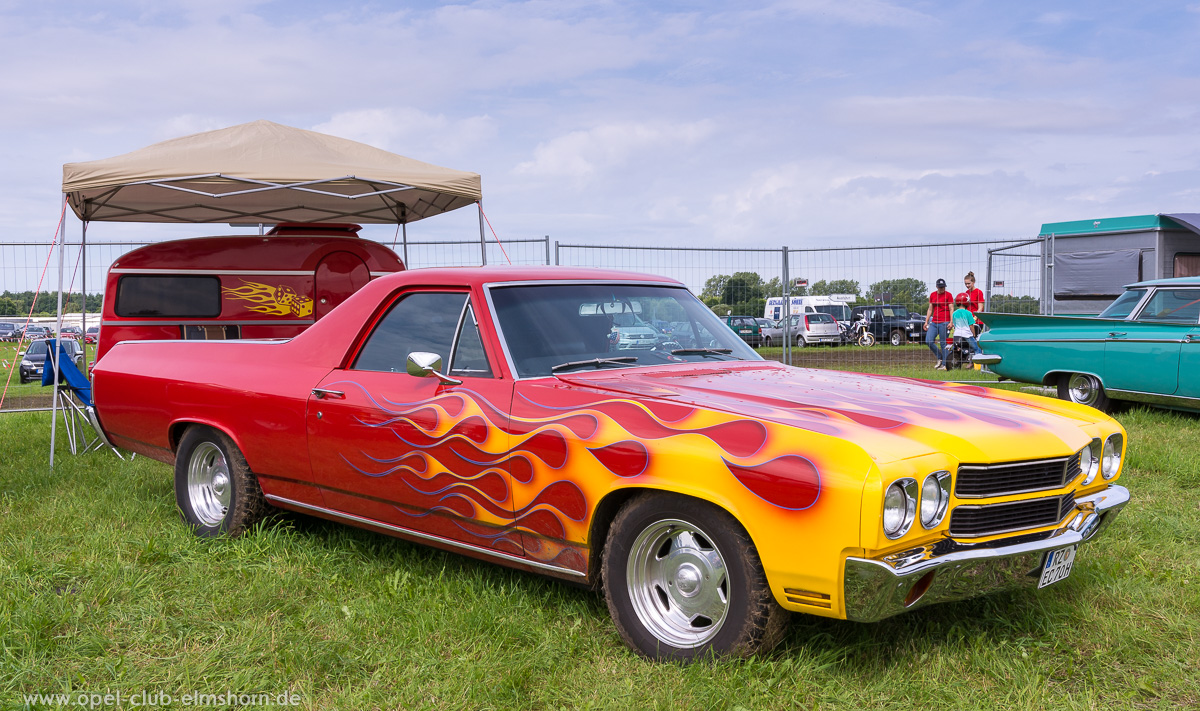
left=91, top=267, right=1130, bottom=661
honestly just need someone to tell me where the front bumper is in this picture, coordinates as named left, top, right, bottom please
left=844, top=484, right=1128, bottom=622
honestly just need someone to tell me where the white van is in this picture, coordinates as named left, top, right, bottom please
left=764, top=295, right=855, bottom=329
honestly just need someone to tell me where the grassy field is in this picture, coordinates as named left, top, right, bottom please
left=1, top=386, right=1198, bottom=708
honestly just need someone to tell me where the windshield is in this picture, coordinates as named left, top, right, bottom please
left=1098, top=288, right=1147, bottom=319
left=880, top=306, right=910, bottom=319
left=814, top=304, right=851, bottom=321
left=490, top=283, right=761, bottom=377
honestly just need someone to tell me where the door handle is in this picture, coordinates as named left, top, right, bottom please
left=312, top=388, right=345, bottom=399
left=1108, top=332, right=1127, bottom=337
left=1187, top=334, right=1199, bottom=341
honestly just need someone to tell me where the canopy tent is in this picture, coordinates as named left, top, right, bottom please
left=62, top=119, right=482, bottom=224
left=45, top=120, right=487, bottom=465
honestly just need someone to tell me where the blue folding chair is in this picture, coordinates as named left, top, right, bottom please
left=41, top=339, right=122, bottom=457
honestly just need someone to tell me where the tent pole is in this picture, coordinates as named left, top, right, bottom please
left=402, top=222, right=408, bottom=267
left=81, top=220, right=87, bottom=375
left=50, top=197, right=68, bottom=467
left=478, top=201, right=487, bottom=266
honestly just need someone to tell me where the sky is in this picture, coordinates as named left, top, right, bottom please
left=2, top=0, right=1200, bottom=254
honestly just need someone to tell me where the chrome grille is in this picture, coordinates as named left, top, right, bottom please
left=949, top=492, right=1077, bottom=538
left=955, top=452, right=1081, bottom=498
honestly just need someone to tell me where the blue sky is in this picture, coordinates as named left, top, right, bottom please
left=2, top=0, right=1199, bottom=250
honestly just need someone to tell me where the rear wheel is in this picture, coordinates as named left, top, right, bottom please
left=1057, top=373, right=1110, bottom=412
left=889, top=329, right=904, bottom=346
left=602, top=493, right=788, bottom=661
left=762, top=336, right=772, bottom=348
left=857, top=332, right=876, bottom=347
left=174, top=426, right=267, bottom=537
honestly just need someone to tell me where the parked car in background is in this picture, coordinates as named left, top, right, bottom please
left=850, top=305, right=923, bottom=346
left=755, top=318, right=784, bottom=347
left=58, top=325, right=82, bottom=339
left=91, top=266, right=1129, bottom=661
left=977, top=276, right=1200, bottom=413
left=83, top=326, right=100, bottom=344
left=725, top=314, right=763, bottom=347
left=18, top=325, right=52, bottom=341
left=786, top=313, right=841, bottom=347
left=19, top=338, right=84, bottom=383
left=0, top=322, right=17, bottom=341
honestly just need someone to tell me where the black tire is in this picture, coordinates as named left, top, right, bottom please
left=889, top=330, right=904, bottom=347
left=857, top=332, right=875, bottom=348
left=602, top=492, right=789, bottom=661
left=762, top=336, right=772, bottom=348
left=794, top=335, right=806, bottom=348
left=1057, top=373, right=1110, bottom=412
left=174, top=426, right=267, bottom=537
left=945, top=349, right=962, bottom=370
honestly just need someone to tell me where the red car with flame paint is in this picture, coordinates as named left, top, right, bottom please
left=91, top=267, right=1130, bottom=660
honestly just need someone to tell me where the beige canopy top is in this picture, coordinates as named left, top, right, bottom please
left=62, top=120, right=482, bottom=224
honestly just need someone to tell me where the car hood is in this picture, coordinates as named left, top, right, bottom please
left=557, top=362, right=1103, bottom=464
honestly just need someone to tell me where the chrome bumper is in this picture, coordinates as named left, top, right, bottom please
left=972, top=353, right=1001, bottom=365
left=843, top=485, right=1129, bottom=622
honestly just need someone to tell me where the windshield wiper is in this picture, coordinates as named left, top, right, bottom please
left=670, top=348, right=740, bottom=359
left=551, top=356, right=639, bottom=373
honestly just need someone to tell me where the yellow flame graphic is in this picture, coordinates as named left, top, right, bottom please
left=222, top=280, right=313, bottom=317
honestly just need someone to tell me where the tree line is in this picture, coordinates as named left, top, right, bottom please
left=699, top=272, right=1039, bottom=317
left=0, top=291, right=104, bottom=318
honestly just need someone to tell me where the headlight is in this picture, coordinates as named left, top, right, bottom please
left=883, top=478, right=916, bottom=539
left=920, top=471, right=951, bottom=529
left=21, top=359, right=32, bottom=367
left=1080, top=439, right=1101, bottom=486
left=1102, top=434, right=1123, bottom=479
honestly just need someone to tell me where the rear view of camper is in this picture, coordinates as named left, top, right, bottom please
left=97, top=223, right=404, bottom=359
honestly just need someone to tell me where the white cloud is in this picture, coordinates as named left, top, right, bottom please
left=514, top=120, right=716, bottom=178
left=830, top=95, right=1116, bottom=133
left=312, top=109, right=497, bottom=158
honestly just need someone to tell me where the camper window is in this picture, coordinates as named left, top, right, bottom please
left=115, top=276, right=221, bottom=318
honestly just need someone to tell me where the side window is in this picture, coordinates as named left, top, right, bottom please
left=1135, top=289, right=1200, bottom=324
left=353, top=292, right=467, bottom=373
left=449, top=304, right=493, bottom=377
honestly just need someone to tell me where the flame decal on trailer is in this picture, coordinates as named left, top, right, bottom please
left=222, top=280, right=314, bottom=317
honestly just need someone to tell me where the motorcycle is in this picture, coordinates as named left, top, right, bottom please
left=849, top=314, right=875, bottom=347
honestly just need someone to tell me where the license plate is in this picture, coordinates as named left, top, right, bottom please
left=739, top=329, right=750, bottom=333
left=1038, top=545, right=1076, bottom=588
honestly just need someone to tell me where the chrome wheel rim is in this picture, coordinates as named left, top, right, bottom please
left=891, top=331, right=902, bottom=346
left=188, top=442, right=231, bottom=526
left=626, top=519, right=729, bottom=648
left=1068, top=373, right=1101, bottom=406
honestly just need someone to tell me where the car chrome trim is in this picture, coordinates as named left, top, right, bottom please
left=263, top=494, right=588, bottom=578
left=108, top=268, right=317, bottom=276
left=971, top=353, right=1001, bottom=365
left=844, top=485, right=1129, bottom=622
left=1106, top=389, right=1200, bottom=408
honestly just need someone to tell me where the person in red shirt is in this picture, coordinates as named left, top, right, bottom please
left=924, top=278, right=954, bottom=369
left=963, top=271, right=985, bottom=335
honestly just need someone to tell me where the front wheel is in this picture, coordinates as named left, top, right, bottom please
left=174, top=426, right=267, bottom=537
left=1057, top=373, right=1110, bottom=412
left=762, top=336, right=772, bottom=348
left=602, top=493, right=788, bottom=661
left=857, top=332, right=876, bottom=347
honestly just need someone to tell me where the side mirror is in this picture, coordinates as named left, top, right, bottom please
left=406, top=352, right=462, bottom=386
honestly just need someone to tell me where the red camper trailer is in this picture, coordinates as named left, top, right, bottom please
left=96, top=223, right=404, bottom=360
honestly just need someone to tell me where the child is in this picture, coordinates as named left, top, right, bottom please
left=951, top=293, right=982, bottom=356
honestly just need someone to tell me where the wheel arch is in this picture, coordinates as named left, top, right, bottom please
left=168, top=419, right=252, bottom=469
left=1041, top=369, right=1105, bottom=388
left=585, top=485, right=753, bottom=588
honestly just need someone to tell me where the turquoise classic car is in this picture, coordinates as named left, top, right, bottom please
left=977, top=277, right=1200, bottom=412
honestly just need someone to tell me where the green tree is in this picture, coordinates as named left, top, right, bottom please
left=989, top=294, right=1040, bottom=314
left=865, top=278, right=928, bottom=313
left=810, top=279, right=860, bottom=297
left=0, top=296, right=20, bottom=316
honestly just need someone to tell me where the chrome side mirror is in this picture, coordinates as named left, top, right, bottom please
left=406, top=352, right=462, bottom=386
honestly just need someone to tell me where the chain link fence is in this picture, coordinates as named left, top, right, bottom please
left=2, top=233, right=1044, bottom=411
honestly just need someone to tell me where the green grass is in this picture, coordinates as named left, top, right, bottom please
left=1, top=402, right=1198, bottom=709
